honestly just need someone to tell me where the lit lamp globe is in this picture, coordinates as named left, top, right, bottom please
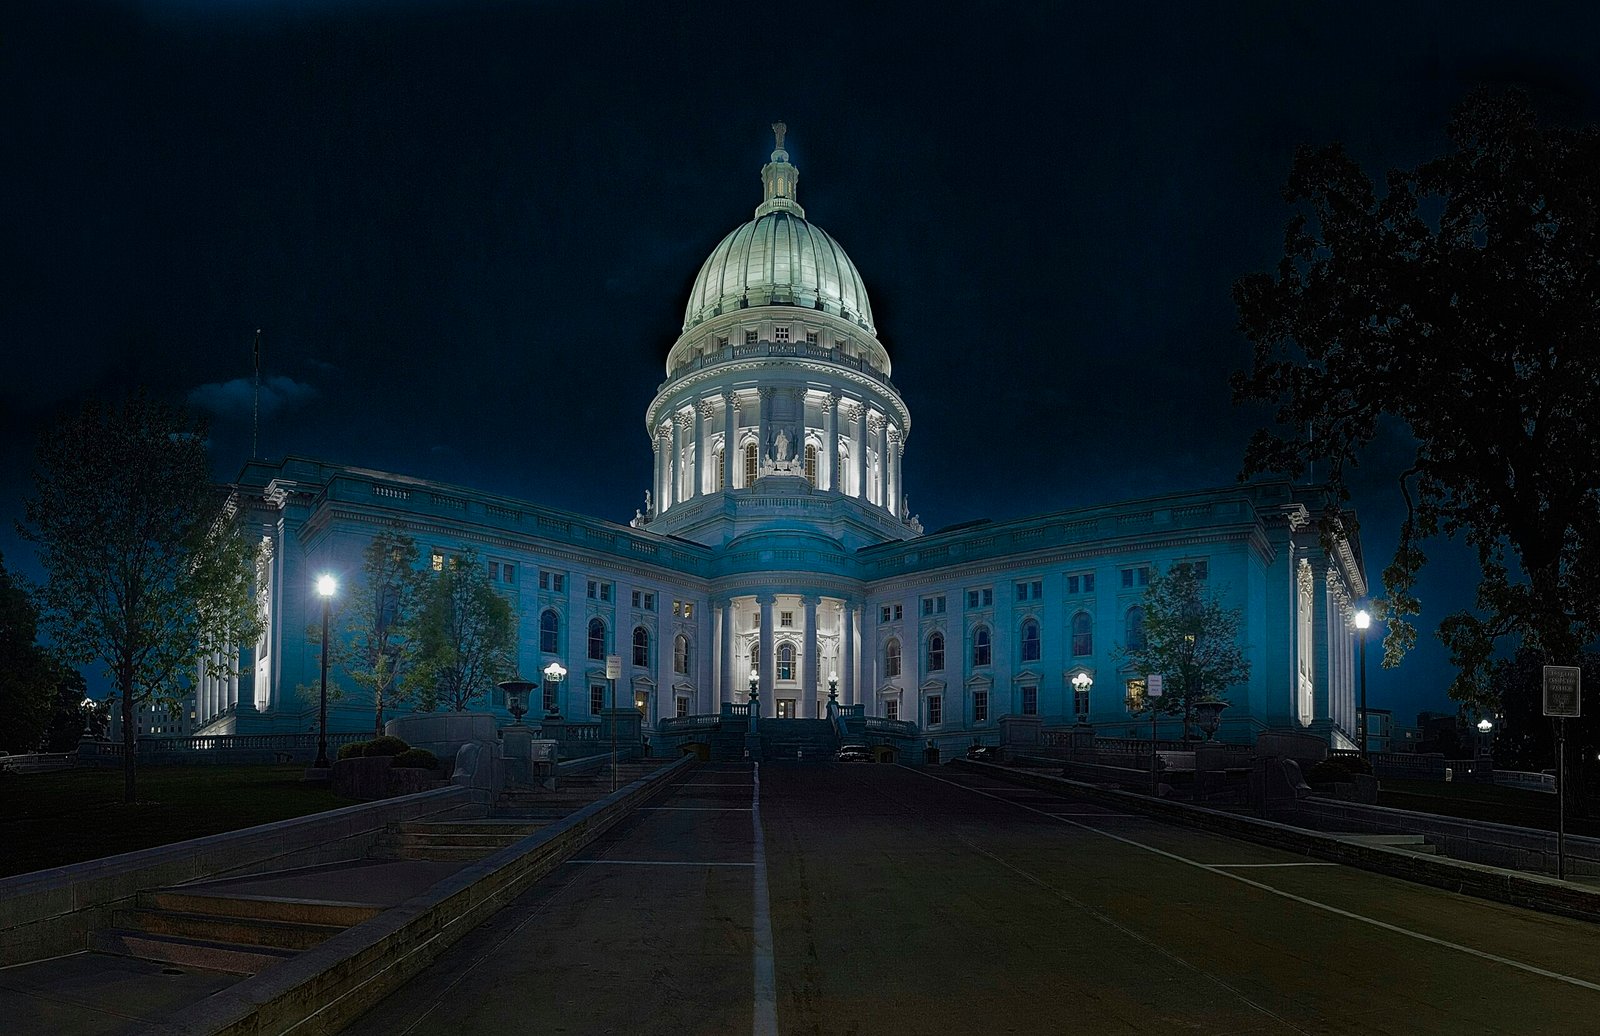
left=316, top=574, right=338, bottom=599
left=1477, top=718, right=1493, bottom=734
left=1070, top=671, right=1093, bottom=723
left=1354, top=609, right=1371, bottom=631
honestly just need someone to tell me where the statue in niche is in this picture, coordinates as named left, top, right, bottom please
left=772, top=429, right=791, bottom=463
left=643, top=489, right=652, bottom=514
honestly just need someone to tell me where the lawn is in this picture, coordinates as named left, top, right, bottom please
left=1378, top=778, right=1600, bottom=838
left=0, top=765, right=348, bottom=879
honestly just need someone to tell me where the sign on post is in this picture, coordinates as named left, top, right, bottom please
left=1146, top=674, right=1164, bottom=699
left=605, top=655, right=622, bottom=681
left=1544, top=666, right=1581, bottom=718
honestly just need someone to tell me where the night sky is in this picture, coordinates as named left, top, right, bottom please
left=6, top=0, right=1599, bottom=722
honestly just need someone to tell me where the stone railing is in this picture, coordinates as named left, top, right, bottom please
left=722, top=703, right=752, bottom=719
left=865, top=717, right=917, bottom=738
left=658, top=715, right=721, bottom=736
left=78, top=732, right=371, bottom=766
left=836, top=704, right=864, bottom=719
left=0, top=752, right=76, bottom=773
left=664, top=340, right=899, bottom=395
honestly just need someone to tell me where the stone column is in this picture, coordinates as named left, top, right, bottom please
left=842, top=600, right=857, bottom=707
left=695, top=400, right=713, bottom=498
left=759, top=594, right=776, bottom=717
left=886, top=426, right=900, bottom=517
left=757, top=388, right=774, bottom=480
left=803, top=596, right=820, bottom=717
left=722, top=394, right=739, bottom=492
left=824, top=393, right=841, bottom=493
left=712, top=603, right=724, bottom=708
left=852, top=404, right=868, bottom=501
left=676, top=411, right=693, bottom=503
left=867, top=412, right=884, bottom=507
left=650, top=438, right=661, bottom=517
left=723, top=600, right=739, bottom=707
left=659, top=424, right=674, bottom=511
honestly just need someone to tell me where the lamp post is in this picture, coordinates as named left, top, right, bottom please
left=1354, top=608, right=1371, bottom=759
left=1071, top=671, right=1093, bottom=724
left=542, top=660, right=567, bottom=716
left=1477, top=717, right=1494, bottom=761
left=314, top=574, right=337, bottom=769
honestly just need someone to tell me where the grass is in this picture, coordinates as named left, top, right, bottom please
left=0, top=765, right=348, bottom=879
left=1378, top=778, right=1600, bottom=837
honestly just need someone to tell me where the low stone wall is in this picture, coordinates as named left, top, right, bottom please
left=953, top=759, right=1600, bottom=924
left=138, top=754, right=695, bottom=1036
left=0, top=786, right=475, bottom=968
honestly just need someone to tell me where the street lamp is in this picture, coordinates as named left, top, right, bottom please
left=1477, top=716, right=1494, bottom=760
left=1354, top=608, right=1371, bottom=759
left=748, top=666, right=759, bottom=705
left=542, top=660, right=567, bottom=715
left=1071, top=671, right=1093, bottom=723
left=314, top=574, right=337, bottom=769
left=828, top=671, right=839, bottom=705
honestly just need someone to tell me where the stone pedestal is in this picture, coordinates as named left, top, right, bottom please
left=999, top=714, right=1043, bottom=751
left=502, top=723, right=535, bottom=786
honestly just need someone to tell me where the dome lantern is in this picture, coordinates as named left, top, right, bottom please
left=756, top=121, right=805, bottom=219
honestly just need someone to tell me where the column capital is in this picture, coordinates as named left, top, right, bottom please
left=758, top=386, right=776, bottom=402
left=756, top=592, right=778, bottom=607
left=867, top=412, right=884, bottom=434
left=800, top=594, right=821, bottom=608
left=698, top=399, right=717, bottom=420
left=675, top=410, right=694, bottom=429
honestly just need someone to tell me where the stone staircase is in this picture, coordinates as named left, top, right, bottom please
left=91, top=888, right=373, bottom=975
left=758, top=718, right=840, bottom=760
left=1339, top=833, right=1438, bottom=855
left=371, top=820, right=547, bottom=861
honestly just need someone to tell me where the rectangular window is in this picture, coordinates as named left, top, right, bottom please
left=588, top=580, right=598, bottom=599
left=644, top=592, right=655, bottom=610
left=543, top=679, right=558, bottom=713
left=590, top=685, right=605, bottom=715
left=745, top=329, right=758, bottom=345
left=805, top=331, right=818, bottom=345
left=1121, top=567, right=1150, bottom=589
left=1193, top=559, right=1209, bottom=580
left=539, top=571, right=564, bottom=591
left=1073, top=683, right=1091, bottom=719
left=879, top=604, right=902, bottom=623
left=928, top=696, right=943, bottom=727
left=921, top=594, right=946, bottom=616
left=503, top=564, right=515, bottom=584
left=632, top=590, right=641, bottom=608
left=1084, top=573, right=1095, bottom=593
left=677, top=696, right=689, bottom=718
left=885, top=698, right=898, bottom=721
left=717, top=335, right=730, bottom=348
left=774, top=326, right=790, bottom=341
left=1067, top=575, right=1078, bottom=594
left=431, top=552, right=444, bottom=572
left=587, top=581, right=613, bottom=602
left=672, top=600, right=681, bottom=616
left=1015, top=580, right=1042, bottom=601
left=1022, top=686, right=1038, bottom=716
left=966, top=588, right=993, bottom=609
left=780, top=610, right=794, bottom=628
left=974, top=691, right=989, bottom=724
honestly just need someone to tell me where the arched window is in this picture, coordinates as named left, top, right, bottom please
left=744, top=442, right=758, bottom=486
left=674, top=633, right=689, bottom=674
left=1020, top=619, right=1041, bottom=662
left=838, top=443, right=851, bottom=495
left=805, top=443, right=818, bottom=487
left=632, top=626, right=650, bottom=668
left=973, top=626, right=992, bottom=667
left=885, top=638, right=902, bottom=677
left=1125, top=607, right=1146, bottom=652
left=777, top=642, right=796, bottom=680
left=715, top=446, right=725, bottom=491
left=927, top=631, right=945, bottom=672
left=588, top=618, right=606, bottom=660
left=539, top=609, right=560, bottom=654
left=750, top=643, right=760, bottom=676
left=1072, top=611, right=1093, bottom=657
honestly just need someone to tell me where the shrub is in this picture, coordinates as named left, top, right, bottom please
left=337, top=741, right=369, bottom=761
left=393, top=748, right=438, bottom=770
left=363, top=735, right=410, bottom=757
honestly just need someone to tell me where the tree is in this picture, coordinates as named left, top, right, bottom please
left=21, top=393, right=261, bottom=802
left=0, top=553, right=58, bottom=753
left=330, top=530, right=428, bottom=736
left=414, top=548, right=515, bottom=712
left=1233, top=89, right=1600, bottom=711
left=44, top=667, right=91, bottom=751
left=1115, top=563, right=1251, bottom=740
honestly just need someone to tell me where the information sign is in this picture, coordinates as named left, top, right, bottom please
left=1544, top=666, right=1581, bottom=718
left=1146, top=674, right=1164, bottom=699
left=605, top=655, right=622, bottom=681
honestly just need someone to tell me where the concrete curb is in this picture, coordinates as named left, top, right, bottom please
left=0, top=786, right=475, bottom=968
left=954, top=759, right=1600, bottom=924
left=135, top=754, right=695, bottom=1036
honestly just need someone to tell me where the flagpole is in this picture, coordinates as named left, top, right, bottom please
left=252, top=328, right=262, bottom=459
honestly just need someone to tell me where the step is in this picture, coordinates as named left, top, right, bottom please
left=111, top=908, right=343, bottom=951
left=382, top=831, right=529, bottom=848
left=373, top=845, right=506, bottom=862
left=141, top=890, right=383, bottom=928
left=393, top=821, right=544, bottom=836
left=91, top=928, right=298, bottom=976
left=1339, top=833, right=1438, bottom=854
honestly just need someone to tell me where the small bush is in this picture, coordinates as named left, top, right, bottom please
left=363, top=735, right=410, bottom=757
left=337, top=741, right=369, bottom=761
left=393, top=748, right=438, bottom=770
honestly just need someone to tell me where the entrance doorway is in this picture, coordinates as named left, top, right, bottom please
left=777, top=698, right=796, bottom=719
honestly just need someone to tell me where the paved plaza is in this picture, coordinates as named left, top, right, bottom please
left=340, top=762, right=1600, bottom=1035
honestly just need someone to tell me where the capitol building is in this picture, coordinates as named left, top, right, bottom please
left=209, top=127, right=1367, bottom=755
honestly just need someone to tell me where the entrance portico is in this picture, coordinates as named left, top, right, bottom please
left=714, top=593, right=856, bottom=717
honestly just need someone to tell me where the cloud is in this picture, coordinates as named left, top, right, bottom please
left=188, top=375, right=316, bottom=420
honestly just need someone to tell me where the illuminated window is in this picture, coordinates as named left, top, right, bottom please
left=715, top=447, right=725, bottom=490
left=744, top=442, right=758, bottom=485
left=777, top=642, right=796, bottom=680
left=431, top=552, right=444, bottom=572
left=674, top=634, right=689, bottom=674
left=805, top=444, right=818, bottom=487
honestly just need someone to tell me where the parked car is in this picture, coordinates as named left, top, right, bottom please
left=965, top=743, right=999, bottom=762
left=836, top=744, right=872, bottom=762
